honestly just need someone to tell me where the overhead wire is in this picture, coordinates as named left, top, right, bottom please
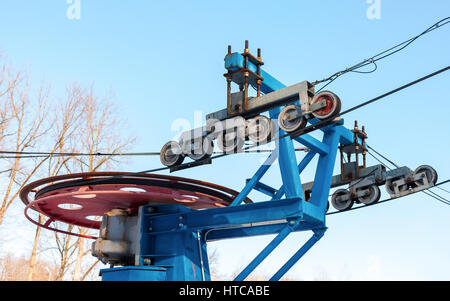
left=28, top=64, right=449, bottom=190
left=0, top=147, right=309, bottom=159
left=4, top=23, right=448, bottom=194
left=25, top=64, right=447, bottom=186
left=8, top=61, right=444, bottom=162
left=0, top=151, right=160, bottom=159
left=422, top=189, right=450, bottom=205
left=436, top=186, right=450, bottom=194
left=283, top=65, right=450, bottom=140
left=314, top=17, right=450, bottom=92
left=3, top=18, right=449, bottom=161
left=3, top=17, right=449, bottom=162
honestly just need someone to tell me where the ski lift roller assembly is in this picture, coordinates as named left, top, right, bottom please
left=20, top=41, right=438, bottom=281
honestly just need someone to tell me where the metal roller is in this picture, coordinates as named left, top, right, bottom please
left=413, top=165, right=438, bottom=187
left=356, top=185, right=381, bottom=205
left=331, top=188, right=354, bottom=211
left=277, top=104, right=307, bottom=133
left=185, top=137, right=214, bottom=161
left=216, top=130, right=245, bottom=154
left=385, top=177, right=409, bottom=196
left=160, top=141, right=184, bottom=167
left=311, top=91, right=341, bottom=120
left=247, top=115, right=275, bottom=144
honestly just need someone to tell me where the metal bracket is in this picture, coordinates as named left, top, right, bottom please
left=389, top=171, right=431, bottom=198
left=206, top=80, right=314, bottom=121
left=169, top=157, right=212, bottom=172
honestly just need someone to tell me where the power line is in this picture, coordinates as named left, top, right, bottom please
left=423, top=189, right=450, bottom=205
left=49, top=65, right=450, bottom=186
left=3, top=66, right=448, bottom=161
left=339, top=66, right=450, bottom=116
left=366, top=150, right=390, bottom=169
left=4, top=18, right=449, bottom=161
left=314, top=17, right=450, bottom=92
left=436, top=186, right=450, bottom=194
left=6, top=64, right=446, bottom=196
left=0, top=147, right=309, bottom=159
left=5, top=52, right=447, bottom=189
left=366, top=145, right=398, bottom=169
left=0, top=151, right=160, bottom=159
left=287, top=66, right=450, bottom=139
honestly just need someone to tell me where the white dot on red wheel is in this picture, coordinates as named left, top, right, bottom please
left=73, top=194, right=96, bottom=199
left=57, top=203, right=83, bottom=210
left=119, top=187, right=147, bottom=192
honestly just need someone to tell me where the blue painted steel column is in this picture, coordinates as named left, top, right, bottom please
left=136, top=205, right=211, bottom=281
left=234, top=219, right=300, bottom=281
left=294, top=136, right=329, bottom=156
left=230, top=150, right=278, bottom=206
left=309, top=128, right=341, bottom=214
left=271, top=151, right=316, bottom=201
left=260, top=70, right=303, bottom=199
left=269, top=228, right=326, bottom=281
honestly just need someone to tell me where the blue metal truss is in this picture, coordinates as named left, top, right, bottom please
left=101, top=52, right=358, bottom=281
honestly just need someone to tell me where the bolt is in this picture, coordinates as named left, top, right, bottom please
left=148, top=227, right=153, bottom=231
left=143, top=258, right=151, bottom=265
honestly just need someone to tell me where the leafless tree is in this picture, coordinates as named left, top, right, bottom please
left=0, top=56, right=134, bottom=281
left=0, top=252, right=58, bottom=281
left=0, top=60, right=54, bottom=226
left=208, top=247, right=221, bottom=280
left=27, top=85, right=86, bottom=280
left=35, top=83, right=135, bottom=281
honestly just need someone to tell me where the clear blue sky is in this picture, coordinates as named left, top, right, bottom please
left=0, top=1, right=449, bottom=280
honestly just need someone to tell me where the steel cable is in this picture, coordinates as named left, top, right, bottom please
left=24, top=65, right=447, bottom=186
left=314, top=17, right=450, bottom=92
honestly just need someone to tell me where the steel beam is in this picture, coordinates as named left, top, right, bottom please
left=230, top=150, right=278, bottom=206
left=269, top=228, right=326, bottom=281
left=233, top=220, right=300, bottom=281
left=309, top=128, right=341, bottom=215
left=271, top=151, right=317, bottom=201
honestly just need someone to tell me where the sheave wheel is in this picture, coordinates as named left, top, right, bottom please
left=331, top=189, right=354, bottom=211
left=311, top=91, right=341, bottom=120
left=413, top=165, right=438, bottom=187
left=356, top=185, right=381, bottom=205
left=277, top=105, right=307, bottom=133
left=160, top=141, right=184, bottom=167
